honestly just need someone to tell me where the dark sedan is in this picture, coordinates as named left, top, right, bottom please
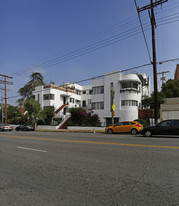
left=139, top=119, right=179, bottom=137
left=15, top=125, right=35, bottom=131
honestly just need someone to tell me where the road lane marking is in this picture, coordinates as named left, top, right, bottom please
left=17, top=146, right=47, bottom=153
left=1, top=134, right=179, bottom=149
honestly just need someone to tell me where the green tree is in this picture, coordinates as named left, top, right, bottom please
left=142, top=92, right=165, bottom=109
left=142, top=79, right=179, bottom=109
left=24, top=98, right=46, bottom=129
left=161, top=79, right=179, bottom=97
left=0, top=107, right=5, bottom=123
left=43, top=106, right=55, bottom=125
left=7, top=105, right=23, bottom=124
left=18, top=113, right=32, bottom=125
left=17, top=72, right=44, bottom=105
left=16, top=98, right=25, bottom=108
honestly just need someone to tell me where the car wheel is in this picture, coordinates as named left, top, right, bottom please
left=131, top=128, right=138, bottom=135
left=107, top=129, right=113, bottom=134
left=145, top=130, right=152, bottom=137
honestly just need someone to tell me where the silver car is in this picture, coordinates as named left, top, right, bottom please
left=0, top=123, right=13, bottom=132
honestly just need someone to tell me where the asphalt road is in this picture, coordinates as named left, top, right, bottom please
left=0, top=131, right=179, bottom=206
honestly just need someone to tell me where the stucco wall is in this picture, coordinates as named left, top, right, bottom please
left=160, top=97, right=179, bottom=120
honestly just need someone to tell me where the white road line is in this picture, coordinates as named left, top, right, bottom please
left=17, top=146, right=47, bottom=153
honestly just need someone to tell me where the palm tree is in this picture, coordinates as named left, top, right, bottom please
left=17, top=72, right=45, bottom=106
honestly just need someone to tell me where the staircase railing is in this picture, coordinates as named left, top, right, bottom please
left=55, top=104, right=68, bottom=115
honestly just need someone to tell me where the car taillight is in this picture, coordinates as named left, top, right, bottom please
left=4, top=126, right=8, bottom=128
left=137, top=124, right=142, bottom=127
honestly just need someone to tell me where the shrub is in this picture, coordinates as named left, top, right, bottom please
left=53, top=117, right=62, bottom=124
left=68, top=108, right=101, bottom=126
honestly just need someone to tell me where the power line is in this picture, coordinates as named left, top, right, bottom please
left=10, top=17, right=145, bottom=76
left=6, top=10, right=179, bottom=78
left=134, top=0, right=152, bottom=62
left=7, top=63, right=153, bottom=99
left=11, top=15, right=179, bottom=78
left=7, top=56, right=179, bottom=101
left=12, top=26, right=147, bottom=75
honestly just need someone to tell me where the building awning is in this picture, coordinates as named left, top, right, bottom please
left=60, top=94, right=70, bottom=97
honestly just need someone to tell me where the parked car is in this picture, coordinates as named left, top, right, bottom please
left=0, top=123, right=13, bottom=132
left=139, top=119, right=179, bottom=137
left=15, top=125, right=35, bottom=131
left=105, top=121, right=143, bottom=135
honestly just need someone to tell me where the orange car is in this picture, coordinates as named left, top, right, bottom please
left=105, top=121, right=143, bottom=135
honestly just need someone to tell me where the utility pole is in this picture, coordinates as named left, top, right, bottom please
left=1, top=96, right=3, bottom=123
left=0, top=74, right=13, bottom=123
left=157, top=71, right=169, bottom=85
left=137, top=0, right=168, bottom=124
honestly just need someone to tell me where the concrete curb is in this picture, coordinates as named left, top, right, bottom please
left=35, top=129, right=105, bottom=133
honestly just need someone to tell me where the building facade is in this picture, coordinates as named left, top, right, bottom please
left=33, top=71, right=150, bottom=127
left=160, top=97, right=179, bottom=121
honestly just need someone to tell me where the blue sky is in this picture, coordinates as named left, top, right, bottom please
left=0, top=0, right=179, bottom=105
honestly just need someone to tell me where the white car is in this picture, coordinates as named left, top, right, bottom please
left=0, top=124, right=13, bottom=132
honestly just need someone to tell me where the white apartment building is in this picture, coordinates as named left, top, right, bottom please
left=33, top=71, right=150, bottom=127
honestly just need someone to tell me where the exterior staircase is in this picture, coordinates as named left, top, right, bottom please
left=58, top=113, right=71, bottom=129
left=54, top=104, right=71, bottom=129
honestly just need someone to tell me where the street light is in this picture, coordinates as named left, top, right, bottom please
left=110, top=84, right=115, bottom=125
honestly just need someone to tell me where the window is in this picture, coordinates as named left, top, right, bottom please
left=159, top=120, right=172, bottom=127
left=92, top=102, right=104, bottom=110
left=133, top=82, right=138, bottom=89
left=121, top=100, right=138, bottom=106
left=115, top=122, right=131, bottom=126
left=43, top=94, right=55, bottom=100
left=121, top=81, right=139, bottom=89
left=75, top=89, right=81, bottom=95
left=92, top=86, right=104, bottom=95
left=38, top=94, right=40, bottom=102
left=76, top=100, right=81, bottom=106
left=121, top=100, right=125, bottom=106
left=173, top=120, right=179, bottom=127
left=122, top=122, right=130, bottom=125
left=82, top=100, right=86, bottom=107
left=70, top=98, right=75, bottom=103
left=116, top=122, right=123, bottom=126
left=121, top=82, right=128, bottom=88
left=88, top=99, right=92, bottom=105
left=83, top=91, right=86, bottom=94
